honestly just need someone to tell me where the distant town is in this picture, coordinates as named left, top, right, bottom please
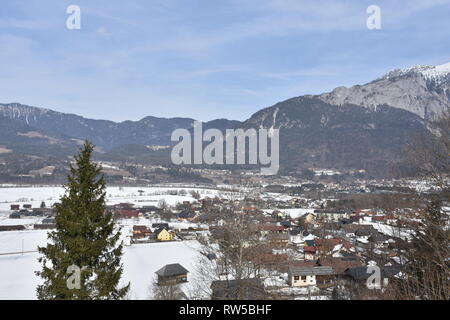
left=1, top=169, right=446, bottom=299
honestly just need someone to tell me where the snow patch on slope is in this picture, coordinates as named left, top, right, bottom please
left=383, top=62, right=450, bottom=85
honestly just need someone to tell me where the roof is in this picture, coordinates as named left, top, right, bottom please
left=116, top=209, right=139, bottom=217
left=303, top=246, right=316, bottom=253
left=344, top=266, right=401, bottom=280
left=152, top=223, right=169, bottom=228
left=355, top=229, right=373, bottom=237
left=154, top=227, right=170, bottom=236
left=288, top=266, right=333, bottom=276
left=289, top=260, right=316, bottom=268
left=42, top=217, right=55, bottom=224
left=290, top=226, right=308, bottom=236
left=177, top=210, right=195, bottom=219
left=155, top=263, right=189, bottom=277
left=315, top=238, right=341, bottom=248
left=317, top=257, right=361, bottom=275
left=280, top=220, right=292, bottom=228
left=343, top=224, right=376, bottom=234
left=133, top=225, right=151, bottom=232
left=0, top=225, right=26, bottom=231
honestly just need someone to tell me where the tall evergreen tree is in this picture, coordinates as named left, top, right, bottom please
left=36, top=141, right=129, bottom=299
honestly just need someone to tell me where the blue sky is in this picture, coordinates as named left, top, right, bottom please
left=0, top=0, right=449, bottom=122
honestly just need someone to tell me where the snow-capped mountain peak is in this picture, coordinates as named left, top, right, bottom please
left=383, top=62, right=450, bottom=85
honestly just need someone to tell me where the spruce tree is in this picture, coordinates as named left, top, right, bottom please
left=36, top=141, right=129, bottom=300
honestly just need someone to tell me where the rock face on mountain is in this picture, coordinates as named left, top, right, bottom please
left=242, top=96, right=429, bottom=175
left=316, top=63, right=450, bottom=120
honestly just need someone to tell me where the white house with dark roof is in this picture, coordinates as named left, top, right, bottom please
left=288, top=266, right=333, bottom=287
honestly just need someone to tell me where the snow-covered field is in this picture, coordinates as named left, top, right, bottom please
left=0, top=185, right=225, bottom=213
left=0, top=229, right=205, bottom=300
left=0, top=185, right=220, bottom=299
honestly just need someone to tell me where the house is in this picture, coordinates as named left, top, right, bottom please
left=315, top=238, right=342, bottom=256
left=152, top=223, right=169, bottom=229
left=289, top=227, right=310, bottom=244
left=132, top=225, right=152, bottom=239
left=266, top=233, right=289, bottom=246
left=177, top=210, right=196, bottom=220
left=155, top=228, right=173, bottom=241
left=316, top=257, right=361, bottom=276
left=155, top=263, right=189, bottom=286
left=287, top=265, right=333, bottom=287
left=342, top=224, right=376, bottom=238
left=368, top=232, right=390, bottom=247
left=0, top=225, right=26, bottom=232
left=344, top=265, right=401, bottom=286
left=42, top=217, right=56, bottom=224
left=314, top=209, right=350, bottom=222
left=115, top=209, right=139, bottom=219
left=303, top=246, right=317, bottom=260
left=355, top=229, right=373, bottom=242
left=300, top=212, right=316, bottom=225
left=114, top=203, right=135, bottom=210
left=9, top=211, right=21, bottom=219
left=10, top=204, right=20, bottom=211
left=210, top=279, right=266, bottom=300
left=280, top=220, right=292, bottom=229
left=33, top=223, right=56, bottom=230
left=31, top=209, right=45, bottom=217
left=271, top=210, right=285, bottom=220
left=259, top=224, right=285, bottom=236
left=372, top=216, right=386, bottom=222
left=139, top=206, right=159, bottom=214
left=23, top=204, right=32, bottom=209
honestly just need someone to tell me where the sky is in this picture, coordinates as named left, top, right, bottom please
left=0, top=0, right=449, bottom=122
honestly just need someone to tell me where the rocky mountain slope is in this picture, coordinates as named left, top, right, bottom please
left=316, top=63, right=450, bottom=120
left=1, top=62, right=448, bottom=177
left=242, top=96, right=428, bottom=175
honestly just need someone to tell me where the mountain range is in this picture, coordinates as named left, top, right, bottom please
left=1, top=62, right=449, bottom=178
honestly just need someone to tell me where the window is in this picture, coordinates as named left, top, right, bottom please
left=294, top=276, right=299, bottom=281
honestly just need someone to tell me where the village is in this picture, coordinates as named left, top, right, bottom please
left=0, top=179, right=442, bottom=300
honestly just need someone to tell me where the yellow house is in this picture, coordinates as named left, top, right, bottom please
left=303, top=213, right=316, bottom=224
left=157, top=228, right=173, bottom=241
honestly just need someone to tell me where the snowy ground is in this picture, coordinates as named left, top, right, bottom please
left=0, top=186, right=224, bottom=212
left=0, top=229, right=206, bottom=300
left=0, top=186, right=221, bottom=299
